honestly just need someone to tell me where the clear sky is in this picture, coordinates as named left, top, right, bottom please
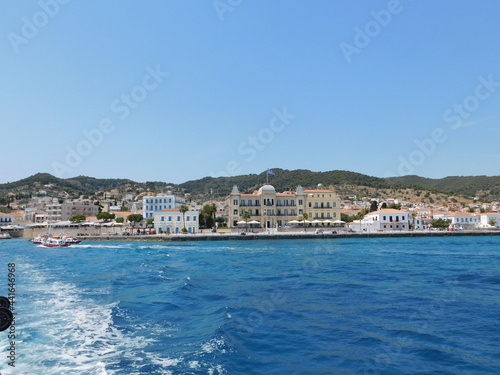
left=1, top=0, right=500, bottom=184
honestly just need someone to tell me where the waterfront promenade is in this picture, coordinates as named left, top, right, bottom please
left=77, top=230, right=500, bottom=242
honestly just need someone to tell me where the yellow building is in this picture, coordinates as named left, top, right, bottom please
left=227, top=184, right=340, bottom=228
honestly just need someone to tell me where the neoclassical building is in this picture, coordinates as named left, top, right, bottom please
left=227, top=184, right=341, bottom=228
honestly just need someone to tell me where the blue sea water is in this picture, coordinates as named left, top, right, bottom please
left=0, top=236, right=499, bottom=374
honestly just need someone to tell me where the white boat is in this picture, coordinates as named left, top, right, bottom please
left=31, top=236, right=47, bottom=244
left=42, top=237, right=71, bottom=248
left=0, top=233, right=11, bottom=239
left=62, top=236, right=81, bottom=244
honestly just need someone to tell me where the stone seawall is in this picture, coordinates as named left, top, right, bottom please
left=77, top=230, right=500, bottom=242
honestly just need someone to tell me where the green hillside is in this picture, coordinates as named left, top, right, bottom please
left=1, top=170, right=499, bottom=204
left=385, top=175, right=500, bottom=200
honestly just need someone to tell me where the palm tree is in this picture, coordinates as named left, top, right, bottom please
left=242, top=210, right=251, bottom=233
left=179, top=205, right=189, bottom=232
left=300, top=212, right=309, bottom=232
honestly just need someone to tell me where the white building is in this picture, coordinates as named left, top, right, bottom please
left=347, top=209, right=411, bottom=232
left=0, top=214, right=14, bottom=225
left=143, top=193, right=185, bottom=219
left=153, top=209, right=199, bottom=234
left=442, top=212, right=480, bottom=230
left=46, top=202, right=63, bottom=222
left=479, top=213, right=500, bottom=228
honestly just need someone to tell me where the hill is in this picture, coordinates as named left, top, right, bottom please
left=385, top=175, right=500, bottom=201
left=0, top=170, right=499, bottom=206
left=178, top=169, right=392, bottom=197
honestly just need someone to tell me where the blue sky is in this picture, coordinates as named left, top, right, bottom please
left=1, top=0, right=500, bottom=184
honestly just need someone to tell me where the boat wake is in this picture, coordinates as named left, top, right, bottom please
left=2, top=264, right=182, bottom=375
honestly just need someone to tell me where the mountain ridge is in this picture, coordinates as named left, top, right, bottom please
left=0, top=170, right=499, bottom=203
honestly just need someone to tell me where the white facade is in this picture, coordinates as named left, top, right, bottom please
left=348, top=209, right=411, bottom=232
left=0, top=214, right=14, bottom=225
left=479, top=213, right=500, bottom=228
left=46, top=203, right=63, bottom=222
left=153, top=209, right=199, bottom=234
left=442, top=213, right=479, bottom=229
left=143, top=194, right=185, bottom=219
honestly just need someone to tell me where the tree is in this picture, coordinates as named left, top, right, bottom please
left=242, top=210, right=251, bottom=232
left=488, top=218, right=497, bottom=227
left=70, top=214, right=86, bottom=223
left=380, top=202, right=388, bottom=209
left=388, top=203, right=401, bottom=210
left=370, top=201, right=378, bottom=212
left=432, top=218, right=451, bottom=229
left=121, top=206, right=129, bottom=211
left=96, top=212, right=116, bottom=222
left=215, top=216, right=226, bottom=227
left=179, top=205, right=189, bottom=231
left=115, top=217, right=124, bottom=224
left=127, top=213, right=143, bottom=233
left=300, top=212, right=309, bottom=231
left=201, top=204, right=216, bottom=229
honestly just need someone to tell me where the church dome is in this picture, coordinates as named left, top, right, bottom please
left=258, top=185, right=276, bottom=194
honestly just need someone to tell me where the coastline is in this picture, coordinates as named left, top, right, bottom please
left=76, top=230, right=500, bottom=242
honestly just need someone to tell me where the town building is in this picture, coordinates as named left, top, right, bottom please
left=442, top=212, right=480, bottom=230
left=143, top=193, right=186, bottom=219
left=479, top=212, right=500, bottom=228
left=153, top=208, right=199, bottom=233
left=61, top=200, right=100, bottom=221
left=227, top=184, right=341, bottom=228
left=0, top=214, right=14, bottom=225
left=347, top=209, right=412, bottom=232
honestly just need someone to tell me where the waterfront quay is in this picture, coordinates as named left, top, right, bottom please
left=79, top=230, right=500, bottom=242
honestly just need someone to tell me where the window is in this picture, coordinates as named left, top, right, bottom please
left=168, top=216, right=172, bottom=221
left=177, top=216, right=181, bottom=221
left=233, top=200, right=238, bottom=205
left=193, top=216, right=197, bottom=221
left=308, top=202, right=311, bottom=207
left=299, top=200, right=303, bottom=205
left=161, top=216, right=165, bottom=222
left=187, top=216, right=190, bottom=221
left=234, top=210, right=238, bottom=215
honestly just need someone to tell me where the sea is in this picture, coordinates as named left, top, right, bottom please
left=0, top=236, right=499, bottom=375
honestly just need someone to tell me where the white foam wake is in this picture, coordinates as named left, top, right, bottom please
left=0, top=264, right=180, bottom=375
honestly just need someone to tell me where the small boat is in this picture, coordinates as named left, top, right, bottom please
left=31, top=236, right=47, bottom=244
left=0, top=233, right=11, bottom=239
left=62, top=236, right=81, bottom=244
left=42, top=237, right=71, bottom=248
